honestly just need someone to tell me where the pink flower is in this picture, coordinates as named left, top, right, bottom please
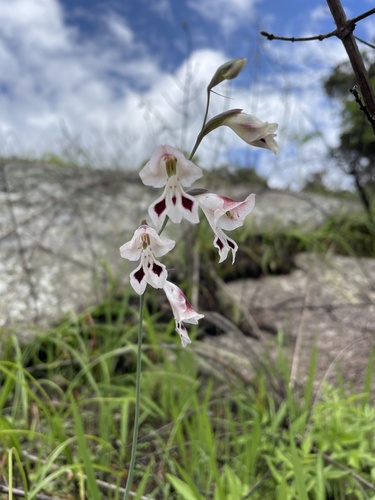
left=120, top=224, right=175, bottom=295
left=196, top=192, right=256, bottom=263
left=139, top=145, right=202, bottom=228
left=163, top=281, right=204, bottom=347
left=222, top=112, right=278, bottom=154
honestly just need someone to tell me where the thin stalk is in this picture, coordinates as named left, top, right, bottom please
left=189, top=88, right=211, bottom=160
left=123, top=293, right=145, bottom=500
left=201, top=89, right=211, bottom=137
left=9, top=448, right=13, bottom=500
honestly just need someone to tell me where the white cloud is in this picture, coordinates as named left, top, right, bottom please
left=149, top=0, right=174, bottom=21
left=0, top=0, right=163, bottom=162
left=310, top=5, right=331, bottom=23
left=0, top=0, right=230, bottom=168
left=106, top=14, right=134, bottom=46
left=0, top=0, right=369, bottom=192
left=187, top=0, right=259, bottom=36
left=0, top=0, right=71, bottom=50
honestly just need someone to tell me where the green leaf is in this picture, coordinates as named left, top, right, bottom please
left=289, top=432, right=309, bottom=500
left=166, top=474, right=204, bottom=500
left=70, top=396, right=102, bottom=500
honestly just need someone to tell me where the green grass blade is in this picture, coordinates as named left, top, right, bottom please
left=166, top=474, right=204, bottom=500
left=289, top=430, right=308, bottom=500
left=70, top=395, right=101, bottom=500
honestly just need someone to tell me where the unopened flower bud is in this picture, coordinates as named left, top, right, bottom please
left=208, top=58, right=247, bottom=90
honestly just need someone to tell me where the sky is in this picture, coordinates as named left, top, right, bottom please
left=0, top=0, right=374, bottom=189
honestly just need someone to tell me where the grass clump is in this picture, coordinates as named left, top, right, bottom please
left=1, top=298, right=375, bottom=499
left=1, top=189, right=374, bottom=498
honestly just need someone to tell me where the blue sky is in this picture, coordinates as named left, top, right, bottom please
left=0, top=0, right=374, bottom=189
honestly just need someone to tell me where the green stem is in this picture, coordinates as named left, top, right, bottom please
left=189, top=88, right=211, bottom=160
left=123, top=293, right=145, bottom=500
left=201, top=89, right=211, bottom=135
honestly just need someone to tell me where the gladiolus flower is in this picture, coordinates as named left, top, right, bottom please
left=196, top=192, right=256, bottom=263
left=120, top=224, right=175, bottom=295
left=139, top=145, right=202, bottom=228
left=163, top=280, right=204, bottom=347
left=222, top=112, right=278, bottom=154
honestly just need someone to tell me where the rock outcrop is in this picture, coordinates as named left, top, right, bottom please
left=1, top=160, right=373, bottom=396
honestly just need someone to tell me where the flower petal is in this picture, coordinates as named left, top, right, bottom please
left=215, top=193, right=256, bottom=231
left=222, top=112, right=279, bottom=153
left=146, top=227, right=176, bottom=257
left=129, top=251, right=169, bottom=295
left=140, top=145, right=202, bottom=188
left=196, top=192, right=255, bottom=262
left=250, top=134, right=279, bottom=154
left=121, top=225, right=173, bottom=295
left=119, top=226, right=145, bottom=261
left=175, top=322, right=192, bottom=348
left=146, top=256, right=168, bottom=289
left=139, top=145, right=169, bottom=187
left=213, top=227, right=238, bottom=264
left=148, top=178, right=200, bottom=228
left=163, top=281, right=204, bottom=346
left=120, top=225, right=175, bottom=261
left=129, top=262, right=148, bottom=295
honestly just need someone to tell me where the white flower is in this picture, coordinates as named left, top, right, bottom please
left=120, top=224, right=175, bottom=295
left=139, top=145, right=202, bottom=228
left=222, top=112, right=279, bottom=154
left=196, top=192, right=256, bottom=263
left=163, top=281, right=204, bottom=347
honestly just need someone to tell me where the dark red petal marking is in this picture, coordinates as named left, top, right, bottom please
left=228, top=240, right=236, bottom=249
left=152, top=262, right=163, bottom=277
left=181, top=195, right=194, bottom=213
left=215, top=237, right=224, bottom=250
left=154, top=198, right=167, bottom=216
left=172, top=195, right=177, bottom=205
left=134, top=266, right=145, bottom=284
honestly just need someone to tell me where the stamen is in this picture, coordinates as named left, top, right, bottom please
left=165, top=156, right=177, bottom=177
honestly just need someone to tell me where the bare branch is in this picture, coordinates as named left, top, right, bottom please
left=350, top=85, right=375, bottom=127
left=261, top=2, right=375, bottom=136
left=260, top=7, right=375, bottom=43
left=260, top=30, right=337, bottom=43
left=355, top=36, right=375, bottom=50
left=352, top=7, right=375, bottom=24
left=327, top=0, right=375, bottom=133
